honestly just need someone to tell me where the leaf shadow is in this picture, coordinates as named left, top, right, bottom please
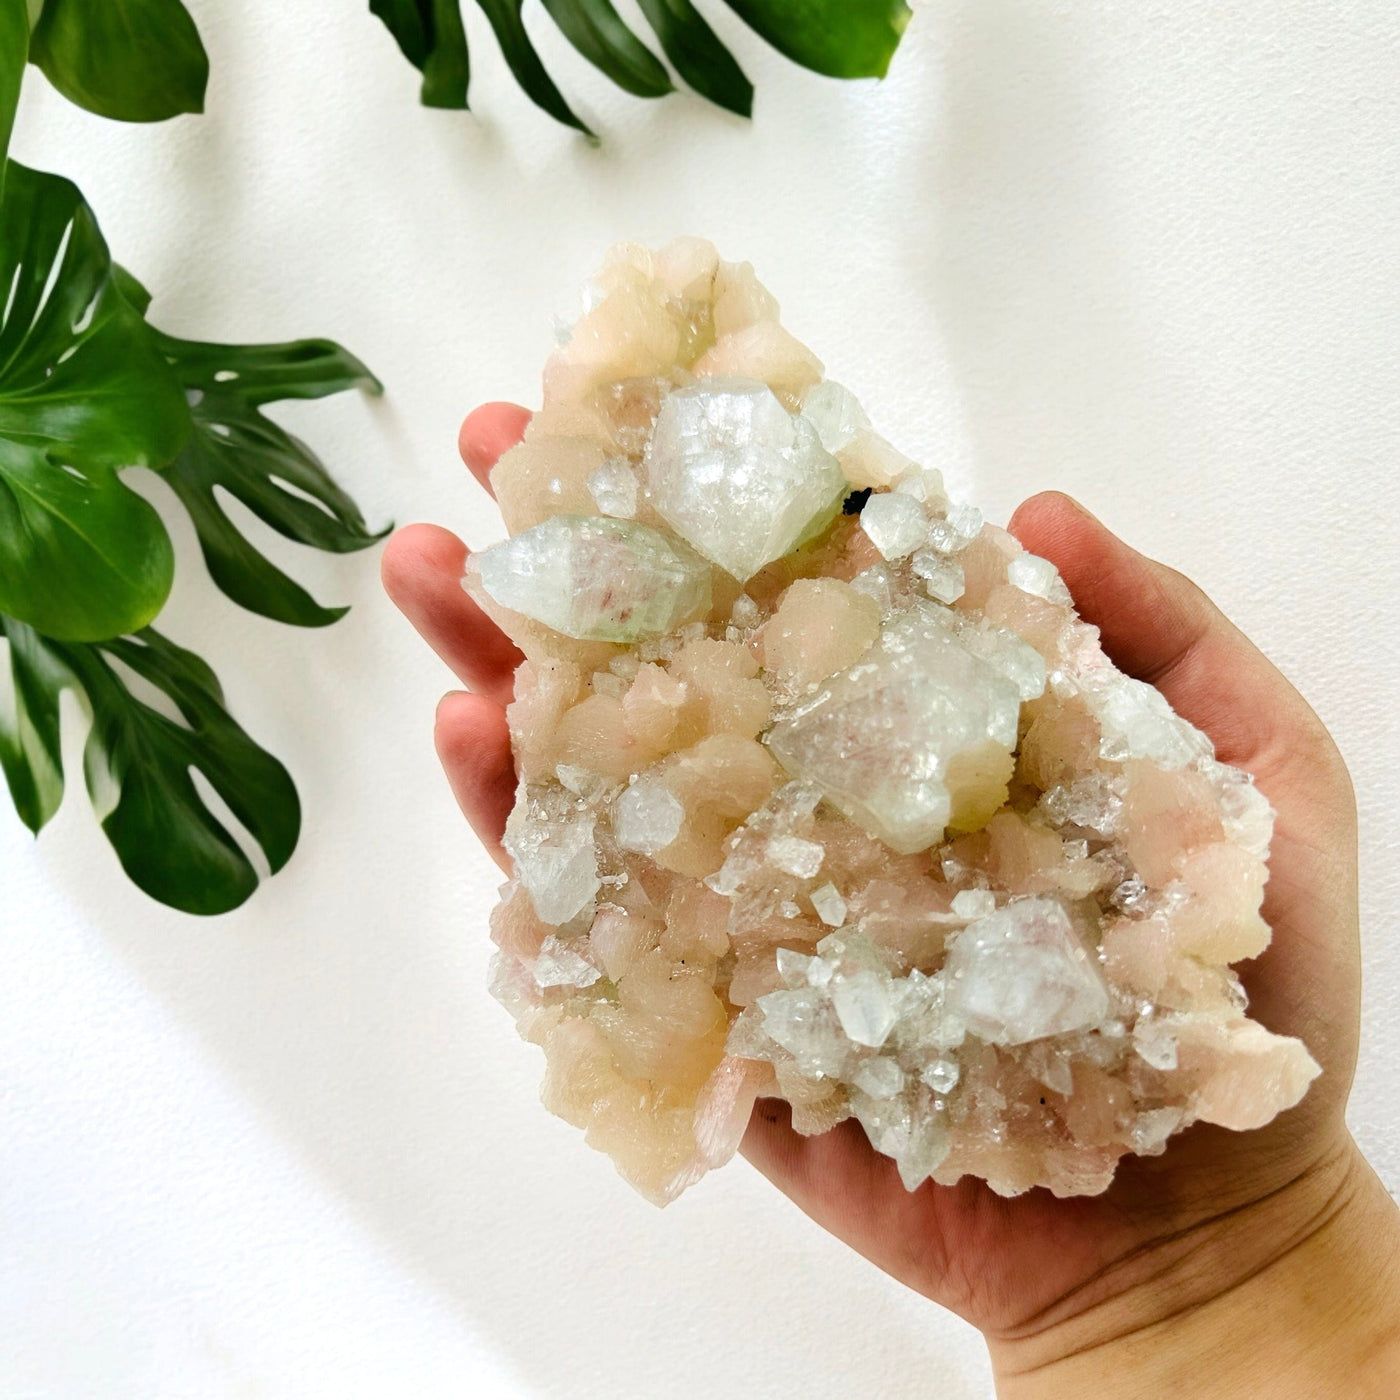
left=52, top=568, right=987, bottom=1399
left=896, top=0, right=1173, bottom=528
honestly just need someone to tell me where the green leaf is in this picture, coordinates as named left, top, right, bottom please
left=476, top=0, right=592, bottom=134
left=151, top=334, right=382, bottom=408
left=421, top=0, right=471, bottom=108
left=372, top=0, right=432, bottom=65
left=0, top=614, right=300, bottom=914
left=634, top=0, right=751, bottom=116
left=110, top=262, right=153, bottom=316
left=29, top=0, right=209, bottom=122
left=720, top=0, right=910, bottom=79
left=373, top=0, right=912, bottom=127
left=0, top=612, right=67, bottom=832
left=0, top=162, right=187, bottom=642
left=540, top=0, right=672, bottom=99
left=155, top=332, right=388, bottom=628
left=370, top=0, right=471, bottom=109
left=0, top=0, right=27, bottom=170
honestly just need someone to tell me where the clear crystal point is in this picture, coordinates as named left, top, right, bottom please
left=943, top=898, right=1111, bottom=1045
left=646, top=377, right=847, bottom=581
left=473, top=514, right=711, bottom=642
left=766, top=605, right=1024, bottom=853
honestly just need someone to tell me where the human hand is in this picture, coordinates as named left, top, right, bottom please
left=383, top=403, right=1400, bottom=1399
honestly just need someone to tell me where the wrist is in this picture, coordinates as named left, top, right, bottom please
left=989, top=1135, right=1400, bottom=1400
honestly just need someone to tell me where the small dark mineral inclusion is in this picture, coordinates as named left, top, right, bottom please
left=842, top=487, right=873, bottom=516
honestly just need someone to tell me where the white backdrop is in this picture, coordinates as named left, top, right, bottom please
left=4, top=3, right=1397, bottom=1396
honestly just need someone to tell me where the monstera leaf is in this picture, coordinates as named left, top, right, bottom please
left=28, top=0, right=209, bottom=123
left=0, top=609, right=66, bottom=832
left=0, top=162, right=188, bottom=641
left=155, top=329, right=387, bottom=627
left=369, top=0, right=910, bottom=127
left=720, top=1, right=911, bottom=79
left=0, top=270, right=382, bottom=908
left=540, top=0, right=672, bottom=100
left=1, top=0, right=25, bottom=172
left=1, top=5, right=383, bottom=914
left=0, top=615, right=300, bottom=914
left=370, top=0, right=471, bottom=108
left=633, top=0, right=752, bottom=117
left=0, top=170, right=379, bottom=911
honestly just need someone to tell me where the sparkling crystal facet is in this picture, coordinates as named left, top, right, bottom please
left=646, top=377, right=847, bottom=581
left=943, top=899, right=1111, bottom=1045
left=766, top=606, right=1025, bottom=853
left=474, top=514, right=711, bottom=642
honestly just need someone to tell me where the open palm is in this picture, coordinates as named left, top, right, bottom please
left=383, top=402, right=1368, bottom=1374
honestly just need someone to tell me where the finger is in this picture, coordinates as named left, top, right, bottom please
left=382, top=523, right=521, bottom=706
left=740, top=1101, right=986, bottom=1307
left=741, top=1103, right=908, bottom=1254
left=1006, top=492, right=1333, bottom=779
left=459, top=402, right=531, bottom=494
left=435, top=690, right=515, bottom=868
left=1007, top=493, right=1358, bottom=1063
left=742, top=1101, right=893, bottom=1225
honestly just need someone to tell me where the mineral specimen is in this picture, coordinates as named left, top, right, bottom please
left=466, top=238, right=1320, bottom=1205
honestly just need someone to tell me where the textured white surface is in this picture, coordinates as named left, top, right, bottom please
left=3, top=1, right=1397, bottom=1395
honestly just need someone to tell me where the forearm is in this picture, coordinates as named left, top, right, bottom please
left=990, top=1139, right=1400, bottom=1400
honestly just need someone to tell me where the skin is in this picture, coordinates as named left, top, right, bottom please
left=383, top=402, right=1400, bottom=1397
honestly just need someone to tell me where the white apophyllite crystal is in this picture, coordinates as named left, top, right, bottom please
left=921, top=1058, right=960, bottom=1094
left=646, top=377, right=847, bottom=581
left=613, top=778, right=685, bottom=855
left=757, top=987, right=847, bottom=1077
left=1080, top=669, right=1213, bottom=769
left=1133, top=1017, right=1180, bottom=1071
left=911, top=549, right=966, bottom=604
left=809, top=882, right=848, bottom=927
left=534, top=934, right=604, bottom=989
left=950, top=889, right=997, bottom=920
left=927, top=503, right=983, bottom=552
left=767, top=834, right=825, bottom=878
left=473, top=514, right=711, bottom=642
left=503, top=788, right=601, bottom=926
left=831, top=969, right=899, bottom=1048
left=1007, top=553, right=1072, bottom=604
left=861, top=491, right=929, bottom=561
left=852, top=1056, right=905, bottom=1099
left=800, top=379, right=871, bottom=453
left=766, top=605, right=1029, bottom=854
left=586, top=456, right=639, bottom=518
left=472, top=238, right=1321, bottom=1207
left=894, top=465, right=949, bottom=506
left=942, top=899, right=1111, bottom=1045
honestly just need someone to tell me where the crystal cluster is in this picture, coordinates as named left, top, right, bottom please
left=467, top=239, right=1320, bottom=1204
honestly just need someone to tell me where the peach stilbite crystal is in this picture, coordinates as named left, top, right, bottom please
left=468, top=239, right=1320, bottom=1205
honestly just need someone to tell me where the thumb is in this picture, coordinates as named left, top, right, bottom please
left=1007, top=492, right=1325, bottom=778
